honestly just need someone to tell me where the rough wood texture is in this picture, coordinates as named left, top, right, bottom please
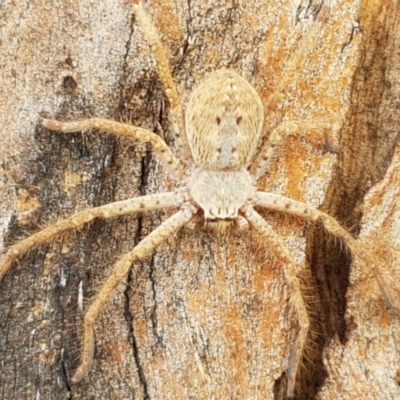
left=0, top=0, right=399, bottom=399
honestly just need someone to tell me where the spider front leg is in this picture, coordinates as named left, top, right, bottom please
left=42, top=118, right=184, bottom=180
left=254, top=192, right=400, bottom=315
left=0, top=192, right=182, bottom=279
left=72, top=204, right=196, bottom=382
left=133, top=2, right=191, bottom=162
left=242, top=204, right=309, bottom=398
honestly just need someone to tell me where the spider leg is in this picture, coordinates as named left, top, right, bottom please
left=241, top=204, right=309, bottom=398
left=133, top=2, right=191, bottom=163
left=71, top=204, right=196, bottom=382
left=254, top=192, right=400, bottom=314
left=251, top=121, right=337, bottom=179
left=0, top=192, right=183, bottom=279
left=42, top=118, right=184, bottom=180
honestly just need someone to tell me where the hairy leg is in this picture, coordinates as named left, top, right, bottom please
left=254, top=192, right=400, bottom=314
left=72, top=204, right=196, bottom=382
left=42, top=118, right=184, bottom=180
left=133, top=1, right=191, bottom=163
left=0, top=192, right=183, bottom=279
left=251, top=6, right=336, bottom=180
left=251, top=120, right=337, bottom=179
left=242, top=204, right=309, bottom=398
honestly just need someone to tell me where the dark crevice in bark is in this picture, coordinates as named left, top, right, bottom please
left=301, top=2, right=399, bottom=399
left=273, top=372, right=288, bottom=399
left=148, top=254, right=163, bottom=345
left=123, top=132, right=154, bottom=398
left=124, top=262, right=150, bottom=399
left=115, top=13, right=159, bottom=393
left=124, top=204, right=150, bottom=398
left=118, top=10, right=136, bottom=115
left=61, top=359, right=72, bottom=398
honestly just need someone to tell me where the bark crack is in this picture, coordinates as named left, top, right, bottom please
left=118, top=10, right=136, bottom=111
left=122, top=142, right=152, bottom=398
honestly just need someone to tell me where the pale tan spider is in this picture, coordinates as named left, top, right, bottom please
left=0, top=1, right=394, bottom=398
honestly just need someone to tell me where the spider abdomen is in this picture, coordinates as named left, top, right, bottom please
left=185, top=70, right=264, bottom=170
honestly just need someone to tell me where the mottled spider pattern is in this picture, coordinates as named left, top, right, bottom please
left=0, top=1, right=396, bottom=398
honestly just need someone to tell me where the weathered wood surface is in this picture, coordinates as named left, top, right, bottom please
left=0, top=0, right=399, bottom=399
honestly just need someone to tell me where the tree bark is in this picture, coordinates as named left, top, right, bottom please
left=0, top=0, right=399, bottom=399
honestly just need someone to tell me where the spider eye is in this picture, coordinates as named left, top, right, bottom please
left=236, top=116, right=242, bottom=125
left=216, top=117, right=221, bottom=125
